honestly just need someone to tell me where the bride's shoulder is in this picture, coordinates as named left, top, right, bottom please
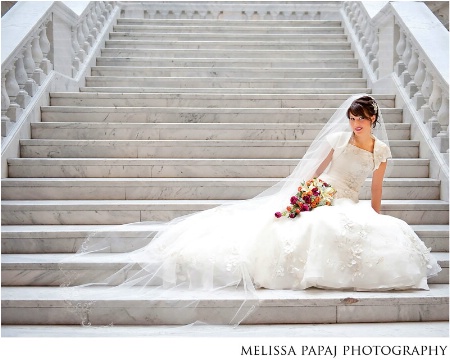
left=373, top=137, right=390, bottom=151
left=373, top=137, right=392, bottom=166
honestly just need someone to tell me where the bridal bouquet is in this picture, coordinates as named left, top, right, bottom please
left=275, top=178, right=336, bottom=219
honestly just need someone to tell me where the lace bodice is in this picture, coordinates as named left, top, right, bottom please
left=321, top=143, right=375, bottom=202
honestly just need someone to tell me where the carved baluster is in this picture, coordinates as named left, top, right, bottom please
left=5, top=66, right=22, bottom=122
left=420, top=69, right=433, bottom=123
left=405, top=48, right=419, bottom=97
left=251, top=11, right=260, bottom=20
left=39, top=23, right=52, bottom=74
left=394, top=27, right=406, bottom=76
left=435, top=94, right=449, bottom=153
left=344, top=2, right=352, bottom=17
left=364, top=27, right=374, bottom=57
left=1, top=74, right=11, bottom=136
left=31, top=34, right=45, bottom=85
left=77, top=24, right=87, bottom=63
left=86, top=8, right=95, bottom=45
left=370, top=30, right=379, bottom=75
left=264, top=11, right=272, bottom=20
left=90, top=5, right=99, bottom=39
left=359, top=18, right=368, bottom=49
left=23, top=41, right=38, bottom=96
left=242, top=11, right=248, bottom=20
left=81, top=17, right=91, bottom=55
left=350, top=4, right=359, bottom=29
left=14, top=55, right=31, bottom=108
left=399, top=36, right=412, bottom=86
left=427, top=81, right=443, bottom=137
left=71, top=26, right=81, bottom=76
left=96, top=2, right=106, bottom=29
left=105, top=2, right=113, bottom=16
left=93, top=1, right=104, bottom=31
left=412, top=58, right=426, bottom=109
left=180, top=10, right=188, bottom=19
left=289, top=11, right=297, bottom=20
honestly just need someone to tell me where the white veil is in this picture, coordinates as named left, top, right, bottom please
left=59, top=93, right=391, bottom=327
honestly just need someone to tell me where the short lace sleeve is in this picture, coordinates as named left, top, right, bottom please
left=373, top=139, right=392, bottom=171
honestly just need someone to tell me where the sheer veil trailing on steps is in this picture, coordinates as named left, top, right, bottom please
left=59, top=94, right=393, bottom=326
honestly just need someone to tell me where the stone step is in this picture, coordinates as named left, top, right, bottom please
left=2, top=200, right=448, bottom=225
left=112, top=24, right=345, bottom=34
left=95, top=57, right=360, bottom=68
left=84, top=76, right=367, bottom=89
left=30, top=123, right=410, bottom=141
left=1, top=178, right=441, bottom=201
left=2, top=322, right=449, bottom=337
left=2, top=252, right=448, bottom=286
left=100, top=48, right=354, bottom=59
left=2, top=224, right=447, bottom=254
left=19, top=139, right=418, bottom=159
left=2, top=284, right=448, bottom=325
left=90, top=66, right=362, bottom=78
left=115, top=19, right=343, bottom=27
left=7, top=158, right=430, bottom=179
left=40, top=107, right=399, bottom=123
left=104, top=40, right=351, bottom=50
left=109, top=31, right=349, bottom=42
left=80, top=87, right=372, bottom=94
left=49, top=93, right=396, bottom=108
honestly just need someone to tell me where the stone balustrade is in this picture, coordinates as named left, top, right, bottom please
left=342, top=1, right=449, bottom=160
left=119, top=2, right=342, bottom=20
left=1, top=1, right=116, bottom=142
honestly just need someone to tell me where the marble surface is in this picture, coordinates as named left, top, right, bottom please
left=19, top=139, right=417, bottom=160
left=7, top=158, right=431, bottom=179
left=2, top=199, right=448, bottom=225
left=40, top=107, right=402, bottom=124
left=96, top=57, right=361, bottom=69
left=91, top=66, right=361, bottom=78
left=48, top=93, right=396, bottom=108
left=2, top=321, right=448, bottom=337
left=1, top=178, right=441, bottom=201
left=2, top=285, right=448, bottom=325
left=30, top=122, right=410, bottom=141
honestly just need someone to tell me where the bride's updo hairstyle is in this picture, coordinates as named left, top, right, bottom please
left=346, top=95, right=379, bottom=128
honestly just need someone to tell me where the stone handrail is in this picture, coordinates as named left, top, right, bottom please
left=1, top=1, right=118, bottom=147
left=342, top=1, right=449, bottom=162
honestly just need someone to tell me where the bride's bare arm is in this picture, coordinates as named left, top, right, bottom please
left=313, top=149, right=334, bottom=178
left=371, top=161, right=387, bottom=213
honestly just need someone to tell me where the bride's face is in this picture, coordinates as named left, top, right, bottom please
left=348, top=111, right=375, bottom=136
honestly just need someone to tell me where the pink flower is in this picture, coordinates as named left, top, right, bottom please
left=302, top=195, right=311, bottom=204
left=301, top=204, right=310, bottom=212
left=290, top=196, right=299, bottom=205
left=312, top=187, right=319, bottom=196
left=274, top=212, right=282, bottom=218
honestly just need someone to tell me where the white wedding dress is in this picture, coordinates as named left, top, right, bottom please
left=66, top=95, right=441, bottom=326
left=125, top=134, right=440, bottom=294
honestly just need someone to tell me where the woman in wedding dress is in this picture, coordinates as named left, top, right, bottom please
left=64, top=94, right=441, bottom=325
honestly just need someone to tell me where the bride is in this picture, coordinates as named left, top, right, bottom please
left=63, top=94, right=441, bottom=325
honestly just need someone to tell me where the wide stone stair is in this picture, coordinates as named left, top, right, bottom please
left=2, top=17, right=449, bottom=336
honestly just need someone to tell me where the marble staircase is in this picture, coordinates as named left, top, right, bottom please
left=1, top=17, right=449, bottom=335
